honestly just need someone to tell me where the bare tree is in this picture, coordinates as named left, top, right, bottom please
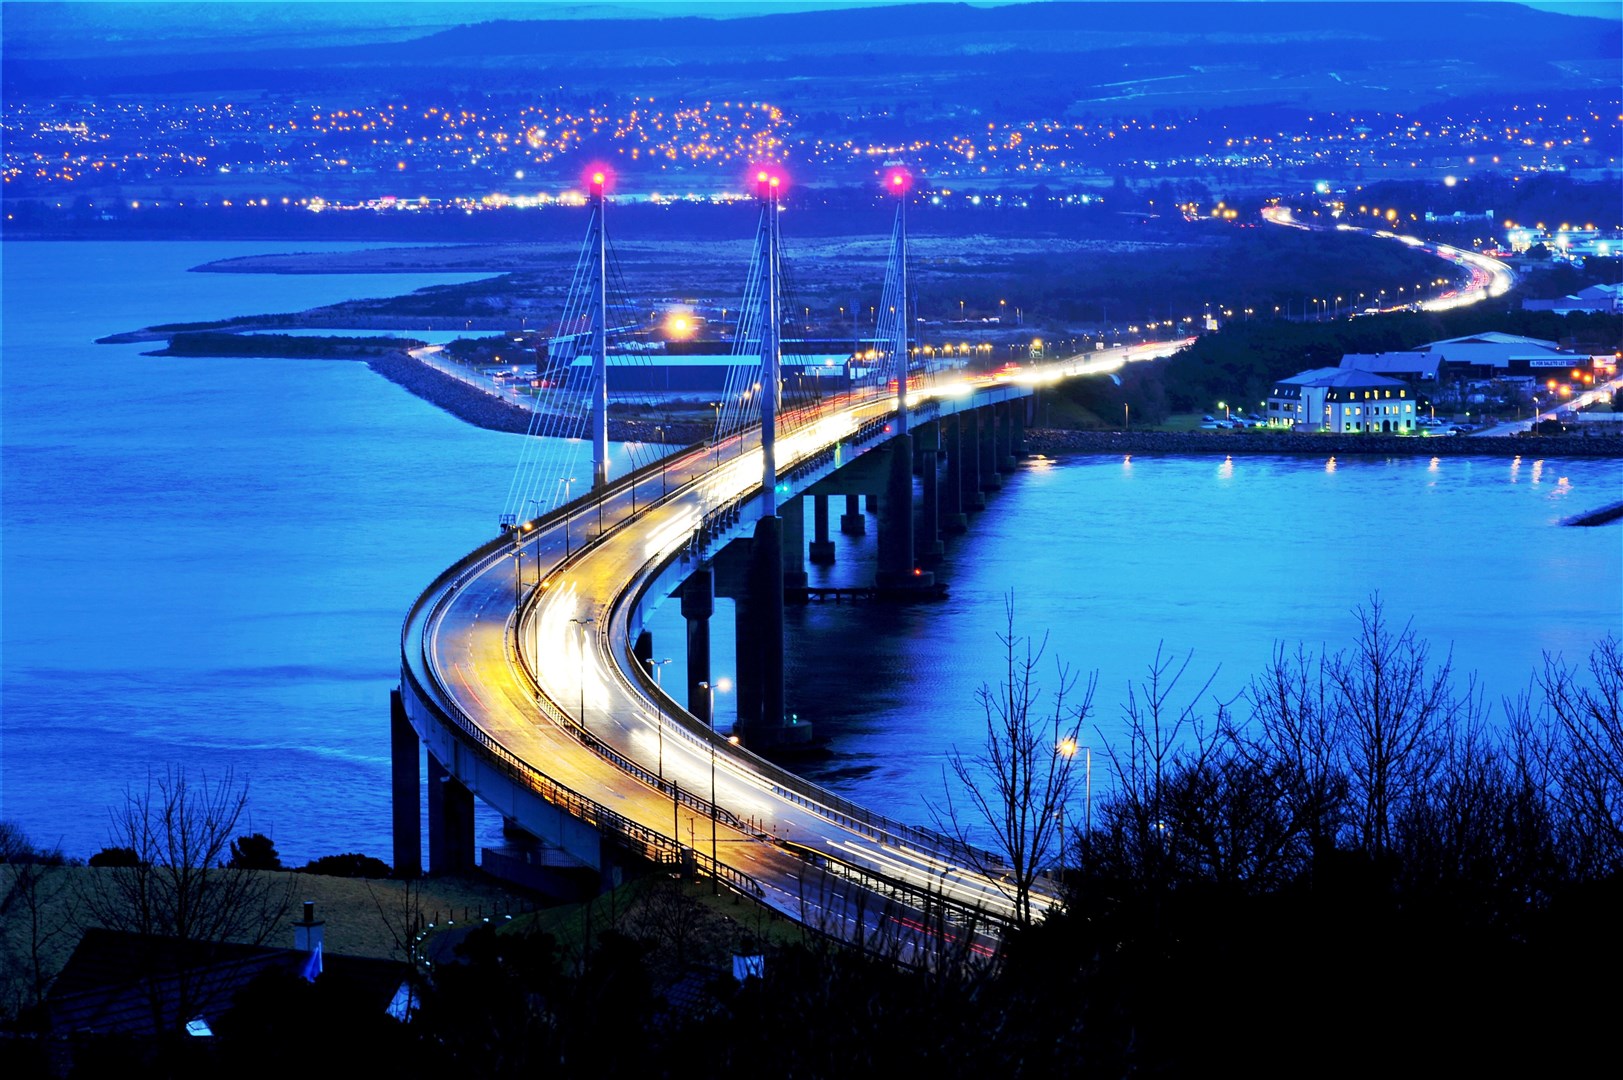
left=931, top=597, right=1094, bottom=928
left=1093, top=643, right=1222, bottom=888
left=1533, top=634, right=1623, bottom=876
left=366, top=875, right=430, bottom=1017
left=81, top=766, right=292, bottom=946
left=1324, top=596, right=1471, bottom=855
left=1240, top=641, right=1352, bottom=864
left=0, top=822, right=77, bottom=1021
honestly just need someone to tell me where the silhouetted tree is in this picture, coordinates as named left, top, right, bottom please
left=1327, top=595, right=1471, bottom=854
left=1093, top=644, right=1222, bottom=890
left=0, top=823, right=76, bottom=1021
left=228, top=832, right=282, bottom=870
left=83, top=767, right=290, bottom=945
left=932, top=596, right=1094, bottom=927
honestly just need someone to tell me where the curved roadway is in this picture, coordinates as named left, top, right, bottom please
left=403, top=344, right=1185, bottom=951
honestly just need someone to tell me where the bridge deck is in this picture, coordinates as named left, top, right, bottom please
left=402, top=344, right=1186, bottom=946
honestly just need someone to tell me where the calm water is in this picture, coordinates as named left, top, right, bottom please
left=3, top=241, right=1619, bottom=864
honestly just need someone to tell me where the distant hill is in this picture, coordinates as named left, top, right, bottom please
left=5, top=2, right=1618, bottom=114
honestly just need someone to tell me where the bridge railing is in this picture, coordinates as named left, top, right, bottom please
left=403, top=549, right=766, bottom=903
left=403, top=381, right=1040, bottom=910
left=608, top=398, right=1010, bottom=875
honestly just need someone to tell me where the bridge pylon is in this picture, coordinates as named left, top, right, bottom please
left=874, top=168, right=934, bottom=593
left=588, top=171, right=610, bottom=491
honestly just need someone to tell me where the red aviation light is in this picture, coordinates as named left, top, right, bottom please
left=583, top=164, right=614, bottom=194
left=750, top=164, right=788, bottom=195
left=886, top=167, right=913, bottom=195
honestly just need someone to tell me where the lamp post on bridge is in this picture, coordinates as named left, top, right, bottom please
left=525, top=499, right=545, bottom=586
left=559, top=478, right=575, bottom=557
left=698, top=678, right=731, bottom=893
left=646, top=657, right=672, bottom=780
left=509, top=531, right=524, bottom=610
left=569, top=616, right=594, bottom=734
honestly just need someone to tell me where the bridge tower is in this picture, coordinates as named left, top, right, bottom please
left=738, top=169, right=790, bottom=747
left=874, top=168, right=934, bottom=592
left=587, top=170, right=610, bottom=490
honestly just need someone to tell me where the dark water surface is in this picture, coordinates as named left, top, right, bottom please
left=3, top=241, right=1618, bottom=863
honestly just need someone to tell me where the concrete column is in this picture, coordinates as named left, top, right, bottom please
left=745, top=515, right=786, bottom=744
left=390, top=689, right=422, bottom=879
left=918, top=446, right=944, bottom=563
left=809, top=494, right=835, bottom=564
left=732, top=590, right=761, bottom=733
left=978, top=405, right=1003, bottom=491
left=998, top=400, right=1019, bottom=472
left=681, top=567, right=713, bottom=725
left=426, top=751, right=475, bottom=876
left=877, top=436, right=934, bottom=592
left=1011, top=396, right=1029, bottom=459
left=914, top=421, right=944, bottom=563
left=961, top=410, right=987, bottom=510
left=780, top=496, right=808, bottom=590
left=943, top=414, right=968, bottom=533
left=840, top=492, right=866, bottom=536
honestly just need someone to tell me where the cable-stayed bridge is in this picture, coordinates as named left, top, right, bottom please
left=395, top=169, right=1187, bottom=954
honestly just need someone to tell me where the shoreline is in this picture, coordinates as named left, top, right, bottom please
left=1023, top=428, right=1623, bottom=459
left=366, top=350, right=711, bottom=443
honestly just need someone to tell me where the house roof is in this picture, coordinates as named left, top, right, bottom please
left=47, top=928, right=409, bottom=1038
left=1422, top=332, right=1559, bottom=350
left=1276, top=368, right=1407, bottom=390
left=1340, top=352, right=1443, bottom=379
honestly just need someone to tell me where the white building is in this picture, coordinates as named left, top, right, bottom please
left=1268, top=368, right=1417, bottom=433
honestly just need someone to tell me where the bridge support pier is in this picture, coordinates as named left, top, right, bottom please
left=681, top=568, right=713, bottom=725
left=390, top=689, right=422, bottom=879
left=780, top=496, right=808, bottom=590
left=915, top=422, right=944, bottom=564
left=960, top=411, right=987, bottom=511
left=979, top=405, right=1003, bottom=492
left=713, top=527, right=804, bottom=748
left=633, top=629, right=653, bottom=671
left=809, top=494, right=836, bottom=564
left=426, top=750, right=476, bottom=876
left=877, top=435, right=934, bottom=592
left=998, top=401, right=1019, bottom=473
left=943, top=414, right=968, bottom=533
left=839, top=493, right=866, bottom=536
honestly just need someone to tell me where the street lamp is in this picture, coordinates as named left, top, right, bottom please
left=697, top=679, right=731, bottom=893
left=646, top=657, right=672, bottom=779
left=559, top=477, right=575, bottom=556
left=1056, top=735, right=1092, bottom=880
left=569, top=616, right=594, bottom=733
left=655, top=427, right=667, bottom=495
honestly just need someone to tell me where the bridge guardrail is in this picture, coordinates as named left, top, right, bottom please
left=404, top=379, right=1046, bottom=914
left=611, top=398, right=1009, bottom=874
left=403, top=546, right=766, bottom=902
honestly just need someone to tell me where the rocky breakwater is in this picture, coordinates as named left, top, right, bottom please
left=1024, top=429, right=1623, bottom=459
left=367, top=351, right=709, bottom=444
